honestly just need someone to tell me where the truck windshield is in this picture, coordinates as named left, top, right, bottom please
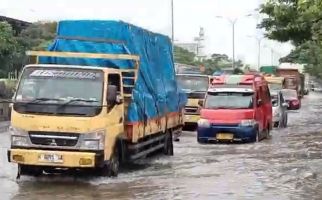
left=268, top=83, right=282, bottom=91
left=205, top=92, right=254, bottom=109
left=285, top=78, right=297, bottom=88
left=177, top=75, right=209, bottom=92
left=14, top=67, right=104, bottom=116
left=282, top=89, right=297, bottom=99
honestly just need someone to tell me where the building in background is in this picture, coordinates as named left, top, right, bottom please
left=175, top=27, right=206, bottom=61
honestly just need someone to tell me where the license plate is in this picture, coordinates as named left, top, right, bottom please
left=39, top=153, right=63, bottom=163
left=216, top=133, right=234, bottom=140
left=185, top=115, right=199, bottom=122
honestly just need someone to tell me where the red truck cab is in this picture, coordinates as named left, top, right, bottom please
left=197, top=74, right=272, bottom=143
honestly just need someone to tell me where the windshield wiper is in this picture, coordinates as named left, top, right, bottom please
left=59, top=98, right=99, bottom=107
left=27, top=98, right=63, bottom=104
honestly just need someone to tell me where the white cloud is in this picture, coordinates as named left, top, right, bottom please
left=0, top=0, right=293, bottom=67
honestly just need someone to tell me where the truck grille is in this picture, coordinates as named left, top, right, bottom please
left=185, top=106, right=199, bottom=114
left=29, top=131, right=79, bottom=147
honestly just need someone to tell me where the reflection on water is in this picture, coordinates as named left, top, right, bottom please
left=1, top=93, right=322, bottom=200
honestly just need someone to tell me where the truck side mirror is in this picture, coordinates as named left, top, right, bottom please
left=116, top=95, right=123, bottom=104
left=107, top=85, right=117, bottom=105
left=198, top=99, right=204, bottom=107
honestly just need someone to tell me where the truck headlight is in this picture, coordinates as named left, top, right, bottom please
left=80, top=129, right=105, bottom=150
left=239, top=119, right=257, bottom=127
left=10, top=126, right=30, bottom=147
left=198, top=119, right=210, bottom=128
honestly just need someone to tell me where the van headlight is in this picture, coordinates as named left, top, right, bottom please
left=239, top=119, right=257, bottom=127
left=10, top=126, right=30, bottom=147
left=198, top=119, right=210, bottom=128
left=80, top=129, right=105, bottom=150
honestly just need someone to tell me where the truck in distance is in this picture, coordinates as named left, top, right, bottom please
left=8, top=20, right=186, bottom=178
left=176, top=74, right=210, bottom=130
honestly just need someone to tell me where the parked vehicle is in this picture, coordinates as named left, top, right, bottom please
left=7, top=20, right=186, bottom=178
left=197, top=74, right=272, bottom=143
left=177, top=74, right=210, bottom=130
left=271, top=91, right=288, bottom=128
left=281, top=89, right=301, bottom=110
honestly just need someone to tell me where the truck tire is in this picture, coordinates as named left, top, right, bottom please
left=99, top=148, right=119, bottom=177
left=19, top=164, right=42, bottom=177
left=164, top=131, right=174, bottom=156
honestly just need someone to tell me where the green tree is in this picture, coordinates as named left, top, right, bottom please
left=173, top=46, right=197, bottom=65
left=17, top=21, right=57, bottom=51
left=259, top=0, right=322, bottom=77
left=0, top=22, right=21, bottom=77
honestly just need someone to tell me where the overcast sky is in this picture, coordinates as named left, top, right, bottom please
left=0, top=0, right=293, bottom=68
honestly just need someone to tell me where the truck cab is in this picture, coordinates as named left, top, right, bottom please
left=197, top=74, right=272, bottom=143
left=8, top=50, right=183, bottom=177
left=176, top=74, right=210, bottom=130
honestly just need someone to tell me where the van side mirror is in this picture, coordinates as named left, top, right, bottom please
left=107, top=85, right=117, bottom=104
left=257, top=99, right=263, bottom=107
left=198, top=99, right=204, bottom=107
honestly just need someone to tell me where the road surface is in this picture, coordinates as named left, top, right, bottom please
left=1, top=93, right=322, bottom=200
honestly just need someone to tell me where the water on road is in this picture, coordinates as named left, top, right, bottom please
left=1, top=93, right=322, bottom=200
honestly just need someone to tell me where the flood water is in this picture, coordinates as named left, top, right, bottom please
left=1, top=93, right=322, bottom=200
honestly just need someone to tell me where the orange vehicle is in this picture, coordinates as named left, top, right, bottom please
left=197, top=74, right=272, bottom=143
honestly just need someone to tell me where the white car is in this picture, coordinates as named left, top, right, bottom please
left=271, top=91, right=288, bottom=128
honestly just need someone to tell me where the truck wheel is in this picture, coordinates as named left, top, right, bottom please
left=164, top=131, right=174, bottom=156
left=100, top=148, right=119, bottom=177
left=19, top=164, right=42, bottom=177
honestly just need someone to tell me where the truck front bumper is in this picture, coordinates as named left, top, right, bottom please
left=184, top=114, right=200, bottom=125
left=8, top=149, right=99, bottom=168
left=197, top=125, right=257, bottom=143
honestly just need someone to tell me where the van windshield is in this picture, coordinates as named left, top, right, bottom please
left=205, top=92, right=254, bottom=109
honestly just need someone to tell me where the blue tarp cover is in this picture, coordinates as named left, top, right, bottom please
left=40, top=20, right=187, bottom=122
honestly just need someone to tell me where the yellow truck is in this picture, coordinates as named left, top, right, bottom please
left=8, top=20, right=185, bottom=178
left=176, top=74, right=210, bottom=130
left=264, top=76, right=285, bottom=93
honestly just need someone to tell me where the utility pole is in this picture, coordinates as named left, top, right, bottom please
left=248, top=35, right=264, bottom=70
left=231, top=19, right=237, bottom=69
left=171, top=0, right=174, bottom=46
left=215, top=14, right=253, bottom=69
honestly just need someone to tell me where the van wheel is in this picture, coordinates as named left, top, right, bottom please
left=164, top=131, right=174, bottom=156
left=265, top=128, right=270, bottom=139
left=100, top=148, right=119, bottom=177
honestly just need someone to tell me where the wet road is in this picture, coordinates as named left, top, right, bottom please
left=2, top=93, right=322, bottom=200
